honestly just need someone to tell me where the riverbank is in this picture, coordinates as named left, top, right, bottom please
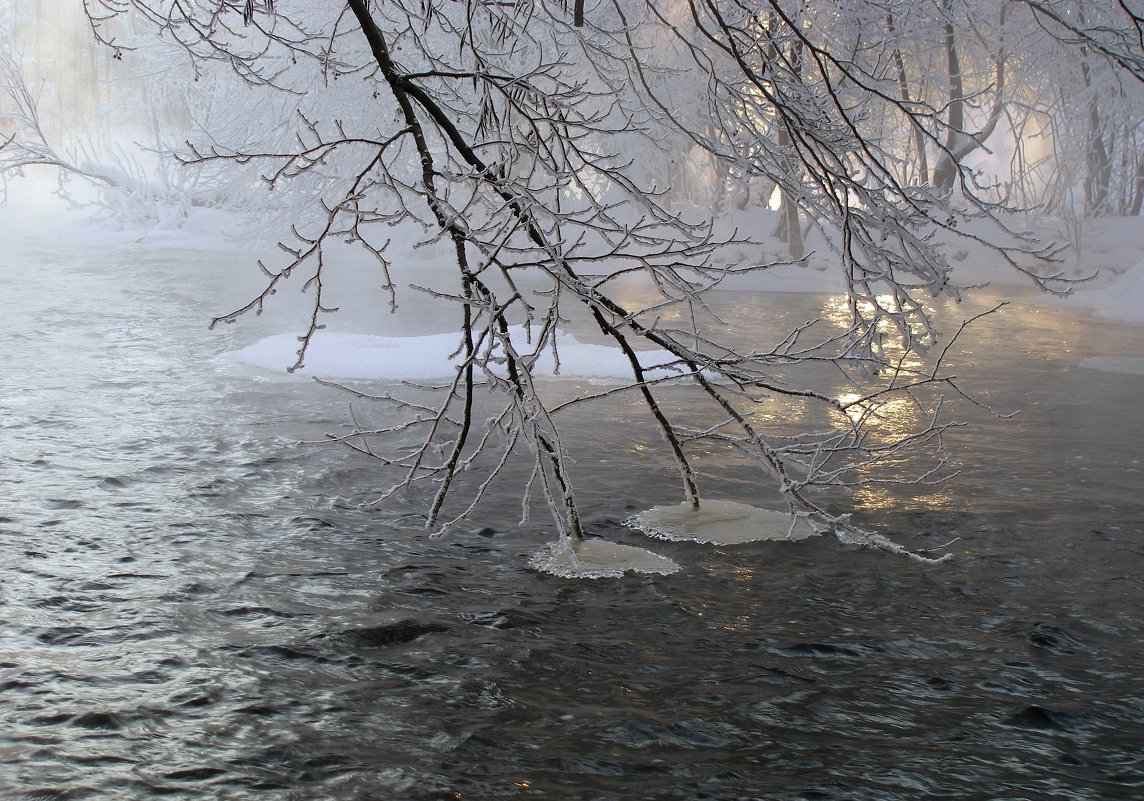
left=5, top=170, right=1144, bottom=326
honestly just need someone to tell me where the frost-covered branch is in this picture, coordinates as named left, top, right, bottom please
left=0, top=50, right=120, bottom=187
left=69, top=0, right=1144, bottom=570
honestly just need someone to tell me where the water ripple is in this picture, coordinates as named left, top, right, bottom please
left=3, top=240, right=1144, bottom=799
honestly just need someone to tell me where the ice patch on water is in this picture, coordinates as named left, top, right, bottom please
left=528, top=537, right=681, bottom=579
left=626, top=499, right=818, bottom=545
left=1079, top=355, right=1144, bottom=376
left=230, top=327, right=677, bottom=381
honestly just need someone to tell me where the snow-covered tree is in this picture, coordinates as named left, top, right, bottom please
left=22, top=0, right=1140, bottom=566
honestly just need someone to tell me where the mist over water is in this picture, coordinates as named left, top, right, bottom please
left=3, top=228, right=1144, bottom=800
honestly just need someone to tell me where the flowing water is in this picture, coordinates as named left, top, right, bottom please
left=2, top=231, right=1143, bottom=801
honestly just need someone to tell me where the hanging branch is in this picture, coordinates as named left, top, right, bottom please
left=70, top=0, right=1144, bottom=566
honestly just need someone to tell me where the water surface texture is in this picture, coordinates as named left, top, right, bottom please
left=3, top=236, right=1143, bottom=800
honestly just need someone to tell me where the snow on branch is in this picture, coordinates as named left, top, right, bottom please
left=63, top=0, right=1144, bottom=571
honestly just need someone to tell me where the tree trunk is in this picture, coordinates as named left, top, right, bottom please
left=931, top=0, right=963, bottom=194
left=931, top=3, right=1008, bottom=196
left=1081, top=62, right=1112, bottom=215
left=887, top=11, right=928, bottom=185
left=1129, top=153, right=1144, bottom=216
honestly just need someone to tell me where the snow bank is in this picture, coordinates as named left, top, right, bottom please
left=0, top=167, right=259, bottom=251
left=1067, top=257, right=1144, bottom=324
left=1079, top=355, right=1144, bottom=375
left=5, top=176, right=1143, bottom=324
left=703, top=208, right=1144, bottom=304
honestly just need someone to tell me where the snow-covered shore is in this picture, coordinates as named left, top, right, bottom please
left=5, top=172, right=1143, bottom=330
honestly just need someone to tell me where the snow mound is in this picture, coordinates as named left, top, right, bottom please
left=230, top=327, right=677, bottom=381
left=1079, top=356, right=1144, bottom=375
left=626, top=499, right=817, bottom=545
left=528, top=538, right=681, bottom=579
left=1076, top=258, right=1144, bottom=324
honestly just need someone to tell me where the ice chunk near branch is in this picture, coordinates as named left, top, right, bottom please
left=626, top=499, right=817, bottom=545
left=629, top=500, right=955, bottom=564
left=529, top=537, right=680, bottom=579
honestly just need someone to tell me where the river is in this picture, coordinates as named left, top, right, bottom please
left=2, top=230, right=1143, bottom=800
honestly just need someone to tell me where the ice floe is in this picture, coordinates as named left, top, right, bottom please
left=1079, top=355, right=1144, bottom=375
left=231, top=327, right=678, bottom=382
left=626, top=499, right=818, bottom=545
left=529, top=538, right=681, bottom=579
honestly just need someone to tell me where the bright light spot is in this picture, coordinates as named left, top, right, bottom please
left=836, top=392, right=865, bottom=426
left=852, top=484, right=955, bottom=514
left=835, top=392, right=922, bottom=444
left=767, top=185, right=782, bottom=211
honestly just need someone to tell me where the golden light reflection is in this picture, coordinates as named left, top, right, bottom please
left=821, top=293, right=931, bottom=372
left=836, top=391, right=865, bottom=426
left=833, top=387, right=953, bottom=514
left=835, top=392, right=924, bottom=446
left=733, top=565, right=755, bottom=584
left=748, top=396, right=813, bottom=427
left=718, top=610, right=757, bottom=634
left=852, top=484, right=956, bottom=514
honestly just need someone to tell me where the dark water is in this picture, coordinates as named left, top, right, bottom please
left=2, top=234, right=1143, bottom=801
